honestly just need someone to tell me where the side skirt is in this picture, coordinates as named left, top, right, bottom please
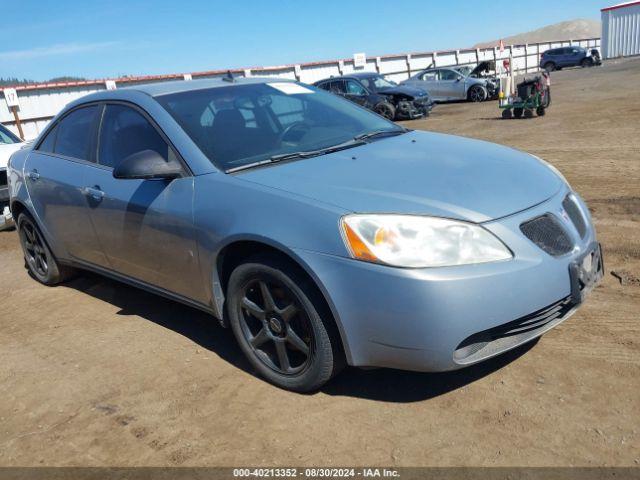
left=61, top=258, right=223, bottom=323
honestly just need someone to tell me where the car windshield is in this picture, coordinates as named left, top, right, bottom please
left=156, top=82, right=403, bottom=171
left=0, top=124, right=20, bottom=144
left=363, top=76, right=397, bottom=91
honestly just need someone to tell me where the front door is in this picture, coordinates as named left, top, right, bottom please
left=83, top=103, right=202, bottom=301
left=344, top=80, right=371, bottom=108
left=438, top=69, right=466, bottom=99
left=25, top=105, right=107, bottom=265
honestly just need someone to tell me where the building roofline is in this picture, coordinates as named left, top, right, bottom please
left=602, top=1, right=640, bottom=12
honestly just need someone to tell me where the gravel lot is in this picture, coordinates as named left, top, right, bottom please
left=1, top=58, right=639, bottom=467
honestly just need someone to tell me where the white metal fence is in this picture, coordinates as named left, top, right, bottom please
left=2, top=38, right=600, bottom=140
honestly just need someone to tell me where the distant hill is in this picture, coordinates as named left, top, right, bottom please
left=474, top=19, right=601, bottom=48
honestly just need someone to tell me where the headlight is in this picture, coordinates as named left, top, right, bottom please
left=341, top=214, right=512, bottom=268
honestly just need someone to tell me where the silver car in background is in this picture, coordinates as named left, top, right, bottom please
left=7, top=77, right=602, bottom=392
left=402, top=66, right=496, bottom=102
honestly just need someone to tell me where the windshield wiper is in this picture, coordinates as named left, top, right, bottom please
left=227, top=138, right=367, bottom=173
left=354, top=129, right=408, bottom=142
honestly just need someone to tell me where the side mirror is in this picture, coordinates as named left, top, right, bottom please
left=456, top=75, right=463, bottom=82
left=113, top=150, right=182, bottom=180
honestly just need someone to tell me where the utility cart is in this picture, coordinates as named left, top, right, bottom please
left=499, top=72, right=551, bottom=119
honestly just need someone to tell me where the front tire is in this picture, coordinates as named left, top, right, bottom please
left=543, top=62, right=556, bottom=72
left=374, top=102, right=396, bottom=120
left=17, top=213, right=76, bottom=285
left=227, top=255, right=343, bottom=392
left=468, top=85, right=487, bottom=102
left=513, top=108, right=524, bottom=118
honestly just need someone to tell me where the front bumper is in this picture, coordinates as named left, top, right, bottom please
left=396, top=98, right=433, bottom=120
left=294, top=187, right=601, bottom=372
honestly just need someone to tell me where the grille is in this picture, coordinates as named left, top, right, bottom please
left=0, top=169, right=6, bottom=187
left=520, top=214, right=573, bottom=256
left=454, top=296, right=574, bottom=362
left=562, top=195, right=587, bottom=238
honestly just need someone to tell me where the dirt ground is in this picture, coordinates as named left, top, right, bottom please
left=1, top=59, right=639, bottom=468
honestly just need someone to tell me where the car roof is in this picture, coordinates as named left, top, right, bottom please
left=118, top=76, right=298, bottom=97
left=316, top=72, right=380, bottom=83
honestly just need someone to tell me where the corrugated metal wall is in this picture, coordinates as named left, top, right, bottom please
left=602, top=3, right=640, bottom=59
left=1, top=38, right=600, bottom=140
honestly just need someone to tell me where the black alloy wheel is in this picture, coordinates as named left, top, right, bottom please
left=17, top=213, right=75, bottom=285
left=238, top=277, right=313, bottom=375
left=20, top=217, right=48, bottom=278
left=374, top=102, right=396, bottom=120
left=227, top=255, right=343, bottom=391
left=468, top=85, right=487, bottom=102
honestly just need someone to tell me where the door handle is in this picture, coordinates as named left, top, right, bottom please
left=27, top=170, right=40, bottom=181
left=82, top=186, right=105, bottom=202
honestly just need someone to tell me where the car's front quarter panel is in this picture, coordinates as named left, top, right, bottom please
left=192, top=172, right=351, bottom=314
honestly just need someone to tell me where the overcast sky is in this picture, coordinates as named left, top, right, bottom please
left=1, top=0, right=605, bottom=81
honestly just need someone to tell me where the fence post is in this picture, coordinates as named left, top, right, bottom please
left=524, top=44, right=528, bottom=72
left=432, top=51, right=437, bottom=68
left=476, top=48, right=480, bottom=64
left=406, top=54, right=412, bottom=77
left=293, top=65, right=302, bottom=81
left=338, top=60, right=344, bottom=75
left=455, top=49, right=460, bottom=66
left=243, top=69, right=252, bottom=78
left=11, top=106, right=24, bottom=140
left=375, top=57, right=381, bottom=73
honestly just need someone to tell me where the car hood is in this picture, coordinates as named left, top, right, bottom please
left=0, top=142, right=25, bottom=169
left=237, top=131, right=563, bottom=223
left=377, top=85, right=428, bottom=99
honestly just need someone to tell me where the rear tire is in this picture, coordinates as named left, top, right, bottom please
left=374, top=102, right=396, bottom=120
left=543, top=62, right=556, bottom=72
left=502, top=109, right=513, bottom=119
left=524, top=109, right=534, bottom=118
left=580, top=58, right=592, bottom=68
left=513, top=108, right=523, bottom=118
left=227, top=254, right=344, bottom=392
left=536, top=106, right=546, bottom=116
left=17, top=213, right=76, bottom=285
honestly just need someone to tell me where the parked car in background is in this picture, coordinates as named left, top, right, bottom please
left=314, top=72, right=433, bottom=120
left=454, top=61, right=499, bottom=98
left=0, top=123, right=24, bottom=230
left=402, top=66, right=497, bottom=102
left=9, top=77, right=602, bottom=392
left=540, top=46, right=601, bottom=71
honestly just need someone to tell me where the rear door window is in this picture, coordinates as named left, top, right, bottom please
left=420, top=71, right=437, bottom=81
left=54, top=105, right=100, bottom=161
left=98, top=104, right=171, bottom=169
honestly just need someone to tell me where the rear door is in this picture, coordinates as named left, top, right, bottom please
left=25, top=105, right=108, bottom=265
left=82, top=103, right=202, bottom=300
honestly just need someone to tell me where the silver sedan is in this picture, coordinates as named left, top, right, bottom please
left=402, top=67, right=494, bottom=102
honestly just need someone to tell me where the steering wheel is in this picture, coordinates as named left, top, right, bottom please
left=278, top=121, right=311, bottom=144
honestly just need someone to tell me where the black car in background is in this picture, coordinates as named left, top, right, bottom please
left=314, top=72, right=433, bottom=120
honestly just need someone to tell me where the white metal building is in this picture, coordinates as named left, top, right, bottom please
left=601, top=1, right=640, bottom=58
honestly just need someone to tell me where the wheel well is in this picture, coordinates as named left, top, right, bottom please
left=216, top=240, right=347, bottom=362
left=9, top=200, right=26, bottom=221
